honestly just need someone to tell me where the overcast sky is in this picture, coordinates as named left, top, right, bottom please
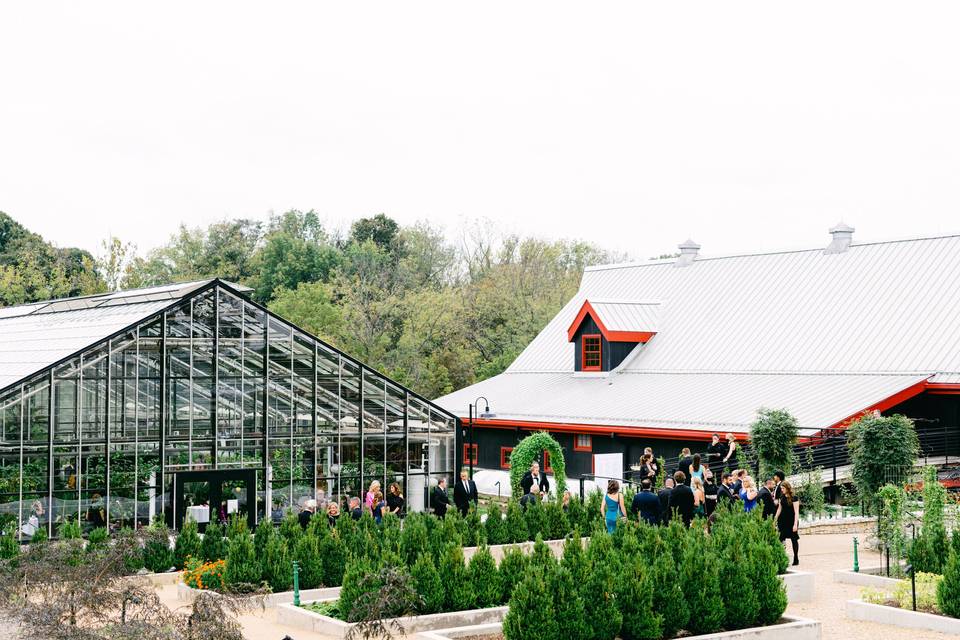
left=2, top=2, right=959, bottom=261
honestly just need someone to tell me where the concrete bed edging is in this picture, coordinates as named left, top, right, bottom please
left=175, top=581, right=340, bottom=606
left=780, top=568, right=814, bottom=603
left=846, top=599, right=960, bottom=634
left=832, top=567, right=902, bottom=589
left=276, top=599, right=509, bottom=638
left=415, top=615, right=822, bottom=640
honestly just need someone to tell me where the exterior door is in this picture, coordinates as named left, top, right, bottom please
left=171, top=469, right=257, bottom=531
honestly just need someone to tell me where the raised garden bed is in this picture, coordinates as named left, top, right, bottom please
left=276, top=599, right=509, bottom=638
left=175, top=582, right=340, bottom=606
left=412, top=615, right=822, bottom=640
left=832, top=566, right=903, bottom=589
left=846, top=599, right=960, bottom=634
left=780, top=568, right=814, bottom=603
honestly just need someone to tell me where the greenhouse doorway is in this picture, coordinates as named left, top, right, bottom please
left=171, top=469, right=257, bottom=532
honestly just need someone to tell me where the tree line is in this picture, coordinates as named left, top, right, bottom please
left=0, top=210, right=621, bottom=397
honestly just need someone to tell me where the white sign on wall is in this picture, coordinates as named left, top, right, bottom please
left=592, top=453, right=624, bottom=487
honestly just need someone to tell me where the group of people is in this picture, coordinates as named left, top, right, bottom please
left=605, top=455, right=802, bottom=565
left=294, top=480, right=407, bottom=530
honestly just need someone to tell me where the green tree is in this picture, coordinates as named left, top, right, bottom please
left=937, top=550, right=960, bottom=618
left=847, top=414, right=919, bottom=513
left=411, top=553, right=445, bottom=614
left=318, top=533, right=347, bottom=587
left=292, top=534, right=323, bottom=590
left=201, top=522, right=229, bottom=562
left=439, top=544, right=473, bottom=611
left=911, top=466, right=951, bottom=574
left=173, top=518, right=202, bottom=569
left=224, top=531, right=261, bottom=589
left=484, top=503, right=508, bottom=545
left=680, top=531, right=724, bottom=635
left=529, top=536, right=556, bottom=574
left=468, top=545, right=502, bottom=608
left=749, top=408, right=799, bottom=480
left=252, top=210, right=340, bottom=302
left=650, top=545, right=688, bottom=637
left=544, top=500, right=570, bottom=540
left=551, top=565, right=588, bottom=640
left=349, top=213, right=402, bottom=253
left=561, top=531, right=587, bottom=586
left=253, top=517, right=276, bottom=559
left=617, top=557, right=662, bottom=640
left=498, top=546, right=528, bottom=601
left=503, top=572, right=559, bottom=640
left=505, top=500, right=528, bottom=544
left=524, top=499, right=549, bottom=542
left=338, top=555, right=377, bottom=622
left=262, top=536, right=293, bottom=592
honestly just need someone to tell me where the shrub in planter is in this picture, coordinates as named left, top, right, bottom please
left=224, top=530, right=261, bottom=589
left=719, top=543, right=759, bottom=630
left=292, top=533, right=323, bottom=590
left=381, top=512, right=403, bottom=556
left=585, top=490, right=604, bottom=531
left=617, top=557, right=661, bottom=640
left=913, top=466, right=950, bottom=575
left=938, top=551, right=960, bottom=618
left=550, top=564, right=587, bottom=640
left=529, top=535, right=556, bottom=574
left=468, top=545, right=502, bottom=608
left=524, top=499, right=549, bottom=542
left=566, top=495, right=588, bottom=533
left=116, top=528, right=144, bottom=574
left=580, top=539, right=621, bottom=640
left=680, top=530, right=724, bottom=635
left=503, top=572, right=558, bottom=640
left=253, top=517, right=276, bottom=559
left=411, top=553, right=445, bottom=614
left=141, top=525, right=174, bottom=573
left=545, top=500, right=570, bottom=541
left=0, top=531, right=19, bottom=560
left=173, top=518, right=203, bottom=569
left=498, top=546, right=528, bottom=600
left=752, top=542, right=788, bottom=625
left=953, top=528, right=960, bottom=557
left=463, top=507, right=485, bottom=547
left=59, top=519, right=82, bottom=540
left=86, top=526, right=108, bottom=549
left=279, top=513, right=303, bottom=546
left=650, top=549, right=687, bottom=639
left=262, top=535, right=293, bottom=592
left=561, top=530, right=587, bottom=585
left=439, top=544, right=473, bottom=611
left=662, top=519, right=688, bottom=568
left=201, top=522, right=229, bottom=562
left=183, top=556, right=227, bottom=591
left=484, top=503, right=508, bottom=545
left=318, top=532, right=347, bottom=587
left=226, top=514, right=248, bottom=540
left=432, top=512, right=464, bottom=559
left=893, top=571, right=942, bottom=612
left=400, top=513, right=430, bottom=566
left=505, top=499, right=528, bottom=544
left=339, top=556, right=380, bottom=623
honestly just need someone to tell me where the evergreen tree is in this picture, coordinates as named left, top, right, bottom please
left=680, top=532, right=724, bottom=635
left=719, top=544, right=759, bottom=630
left=937, top=550, right=960, bottom=618
left=292, top=533, right=323, bottom=590
left=173, top=518, right=203, bottom=569
left=439, top=544, right=473, bottom=611
left=529, top=535, right=556, bottom=574
left=279, top=512, right=303, bottom=546
left=752, top=543, right=788, bottom=625
left=201, top=522, right=229, bottom=562
left=544, top=500, right=570, bottom=540
left=503, top=573, right=559, bottom=640
left=224, top=530, right=261, bottom=589
left=59, top=519, right=82, bottom=539
left=339, top=555, right=376, bottom=622
left=226, top=514, right=248, bottom=540
left=504, top=500, right=528, bottom=544
left=262, top=535, right=293, bottom=592
left=524, top=499, right=548, bottom=541
left=464, top=506, right=485, bottom=546
left=468, top=545, right=503, bottom=607
left=498, top=546, right=529, bottom=601
left=484, top=502, right=508, bottom=545
left=650, top=544, right=688, bottom=638
left=30, top=527, right=47, bottom=545
left=580, top=544, right=621, bottom=640
left=566, top=496, right=588, bottom=533
left=318, top=532, right=348, bottom=587
left=617, top=558, right=662, bottom=640
left=953, top=528, right=960, bottom=557
left=411, top=553, right=445, bottom=614
left=253, top=517, right=276, bottom=559
left=0, top=531, right=19, bottom=560
left=561, top=530, right=587, bottom=585
left=400, top=513, right=430, bottom=566
left=141, top=525, right=174, bottom=573
left=550, top=565, right=587, bottom=640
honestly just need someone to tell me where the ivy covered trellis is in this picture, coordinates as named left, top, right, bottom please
left=508, top=431, right=566, bottom=497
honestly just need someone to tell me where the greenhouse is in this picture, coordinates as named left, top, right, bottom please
left=0, top=279, right=458, bottom=537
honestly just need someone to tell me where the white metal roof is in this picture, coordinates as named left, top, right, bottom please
left=588, top=300, right=660, bottom=333
left=436, top=233, right=960, bottom=435
left=0, top=280, right=235, bottom=392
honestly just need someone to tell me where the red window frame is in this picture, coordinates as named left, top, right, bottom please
left=581, top=333, right=602, bottom=371
left=543, top=450, right=553, bottom=473
left=463, top=443, right=478, bottom=466
left=500, top=447, right=513, bottom=469
left=574, top=434, right=592, bottom=452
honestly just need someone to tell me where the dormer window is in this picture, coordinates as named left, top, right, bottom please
left=582, top=334, right=602, bottom=370
left=567, top=299, right=659, bottom=372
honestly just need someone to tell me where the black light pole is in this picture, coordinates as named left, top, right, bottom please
left=468, top=397, right=493, bottom=480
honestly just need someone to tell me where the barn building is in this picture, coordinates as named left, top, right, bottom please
left=435, top=226, right=960, bottom=488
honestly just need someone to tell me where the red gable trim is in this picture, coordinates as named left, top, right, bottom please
left=468, top=417, right=743, bottom=441
left=566, top=300, right=656, bottom=344
left=808, top=378, right=931, bottom=439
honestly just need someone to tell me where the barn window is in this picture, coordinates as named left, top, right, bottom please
left=463, top=443, right=478, bottom=465
left=582, top=334, right=602, bottom=371
left=574, top=434, right=592, bottom=451
left=500, top=447, right=513, bottom=469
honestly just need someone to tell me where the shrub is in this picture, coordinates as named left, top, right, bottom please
left=719, top=542, right=759, bottom=629
left=141, top=525, right=174, bottom=573
left=650, top=546, right=688, bottom=638
left=381, top=512, right=403, bottom=554
left=938, top=552, right=960, bottom=617
left=524, top=499, right=548, bottom=541
left=338, top=555, right=377, bottom=622
left=544, top=500, right=570, bottom=541
left=504, top=500, right=528, bottom=544
left=30, top=526, right=47, bottom=545
left=894, top=571, right=942, bottom=612
left=279, top=512, right=302, bottom=545
left=201, top=522, right=229, bottom=562
left=468, top=545, right=502, bottom=608
left=463, top=507, right=485, bottom=547
left=551, top=565, right=588, bottom=640
left=253, top=517, right=276, bottom=559
left=561, top=530, right=587, bottom=585
left=411, top=553, right=445, bottom=614
left=226, top=514, right=248, bottom=539
left=503, top=572, right=559, bottom=640
left=566, top=495, right=588, bottom=533
left=847, top=414, right=919, bottom=513
left=580, top=540, right=621, bottom=640
left=877, top=484, right=908, bottom=577
left=224, top=530, right=261, bottom=589
left=318, top=532, right=347, bottom=587
left=400, top=513, right=430, bottom=566
left=913, top=466, right=950, bottom=574
left=498, top=546, right=528, bottom=600
left=508, top=431, right=567, bottom=497
left=749, top=408, right=798, bottom=480
left=439, top=544, right=473, bottom=611
left=292, top=534, right=323, bottom=590
left=529, top=535, right=556, bottom=574
left=617, top=557, right=661, bottom=640
left=173, top=518, right=203, bottom=569
left=484, top=503, right=507, bottom=545
left=680, top=530, right=724, bottom=635
left=0, top=531, right=19, bottom=560
left=87, top=526, right=109, bottom=549
left=953, top=528, right=960, bottom=558
left=752, top=542, right=788, bottom=625
left=183, top=556, right=227, bottom=591
left=262, top=535, right=293, bottom=592
left=59, top=519, right=82, bottom=540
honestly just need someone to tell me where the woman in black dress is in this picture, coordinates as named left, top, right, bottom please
left=722, top=432, right=739, bottom=471
left=775, top=480, right=800, bottom=566
left=385, top=482, right=405, bottom=518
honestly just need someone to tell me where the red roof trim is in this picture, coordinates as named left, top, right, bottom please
left=566, top=300, right=656, bottom=344
left=469, top=417, right=742, bottom=441
left=810, top=378, right=931, bottom=438
left=925, top=383, right=960, bottom=395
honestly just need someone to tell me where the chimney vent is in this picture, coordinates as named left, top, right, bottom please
left=825, top=222, right=855, bottom=254
left=675, top=238, right=700, bottom=267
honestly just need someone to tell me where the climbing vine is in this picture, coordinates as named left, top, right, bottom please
left=508, top=432, right=566, bottom=497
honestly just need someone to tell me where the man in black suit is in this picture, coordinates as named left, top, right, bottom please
left=706, top=433, right=727, bottom=472
left=773, top=470, right=786, bottom=502
left=631, top=479, right=661, bottom=526
left=520, top=461, right=549, bottom=496
left=453, top=469, right=478, bottom=517
left=657, top=477, right=675, bottom=525
left=758, top=478, right=777, bottom=519
left=432, top=477, right=451, bottom=518
left=717, top=472, right=738, bottom=505
left=670, top=471, right=695, bottom=527
left=519, top=483, right=541, bottom=510
left=676, top=448, right=694, bottom=485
